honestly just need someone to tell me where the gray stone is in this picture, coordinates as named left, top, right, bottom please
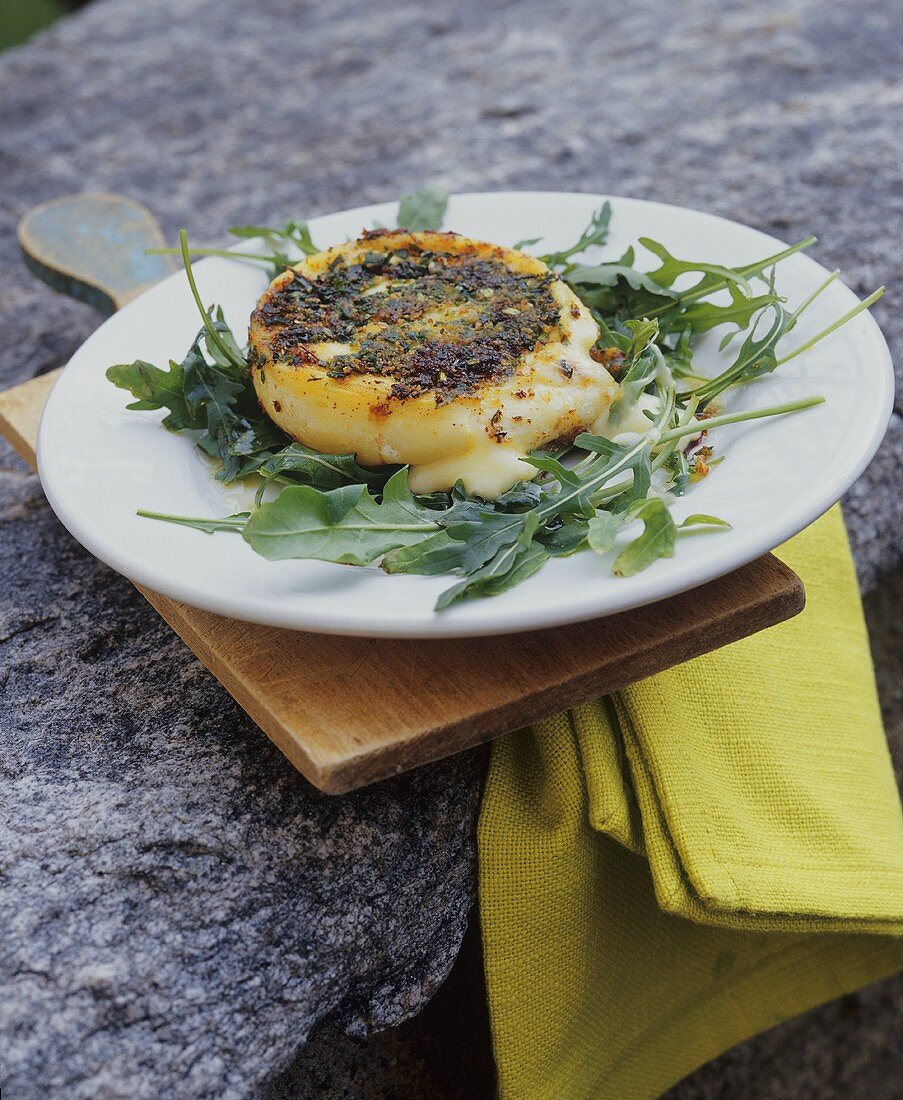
left=0, top=450, right=484, bottom=1096
left=1, top=0, right=901, bottom=1097
left=0, top=435, right=483, bottom=1097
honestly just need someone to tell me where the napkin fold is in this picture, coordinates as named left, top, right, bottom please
left=479, top=505, right=903, bottom=1100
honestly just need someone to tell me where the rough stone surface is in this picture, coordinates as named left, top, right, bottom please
left=1, top=0, right=901, bottom=1097
left=0, top=443, right=484, bottom=1095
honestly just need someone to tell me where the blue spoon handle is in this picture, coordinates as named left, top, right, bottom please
left=18, top=193, right=176, bottom=315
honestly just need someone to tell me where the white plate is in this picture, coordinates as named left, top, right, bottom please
left=37, top=192, right=893, bottom=638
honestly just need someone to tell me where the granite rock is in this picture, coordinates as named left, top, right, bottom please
left=0, top=0, right=901, bottom=1097
left=0, top=445, right=484, bottom=1097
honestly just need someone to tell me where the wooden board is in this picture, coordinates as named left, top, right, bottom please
left=1, top=370, right=805, bottom=793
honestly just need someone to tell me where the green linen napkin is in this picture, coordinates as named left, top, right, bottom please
left=479, top=505, right=903, bottom=1099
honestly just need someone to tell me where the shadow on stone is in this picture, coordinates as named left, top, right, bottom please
left=268, top=915, right=496, bottom=1099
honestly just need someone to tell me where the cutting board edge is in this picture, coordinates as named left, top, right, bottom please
left=315, top=557, right=806, bottom=793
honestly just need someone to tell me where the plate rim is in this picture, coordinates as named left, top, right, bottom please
left=36, top=190, right=895, bottom=638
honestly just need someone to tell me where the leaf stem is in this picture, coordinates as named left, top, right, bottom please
left=179, top=230, right=248, bottom=371
left=149, top=246, right=276, bottom=264
left=788, top=269, right=840, bottom=325
left=652, top=396, right=700, bottom=471
left=775, top=287, right=885, bottom=367
left=658, top=395, right=824, bottom=444
left=137, top=510, right=248, bottom=531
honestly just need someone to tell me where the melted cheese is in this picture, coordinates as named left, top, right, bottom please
left=249, top=230, right=620, bottom=499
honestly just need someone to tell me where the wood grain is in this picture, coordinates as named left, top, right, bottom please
left=0, top=370, right=805, bottom=792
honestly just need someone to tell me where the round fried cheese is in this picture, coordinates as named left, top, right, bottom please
left=249, top=229, right=619, bottom=499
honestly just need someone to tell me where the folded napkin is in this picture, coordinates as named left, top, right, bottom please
left=479, top=505, right=903, bottom=1100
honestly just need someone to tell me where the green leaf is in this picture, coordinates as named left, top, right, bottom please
left=228, top=224, right=280, bottom=239
left=522, top=453, right=584, bottom=487
left=136, top=510, right=249, bottom=534
left=206, top=306, right=248, bottom=375
left=678, top=513, right=732, bottom=531
left=606, top=320, right=660, bottom=429
left=382, top=531, right=464, bottom=575
left=567, top=257, right=677, bottom=321
left=568, top=238, right=798, bottom=342
left=692, top=302, right=792, bottom=404
left=435, top=540, right=549, bottom=610
left=228, top=220, right=318, bottom=257
left=106, top=312, right=291, bottom=485
left=491, top=481, right=544, bottom=510
left=257, top=442, right=389, bottom=493
left=178, top=232, right=247, bottom=372
left=663, top=327, right=696, bottom=378
left=396, top=185, right=449, bottom=231
left=183, top=356, right=250, bottom=484
left=538, top=436, right=651, bottom=521
left=567, top=262, right=675, bottom=298
left=612, top=498, right=676, bottom=577
left=106, top=359, right=203, bottom=432
left=539, top=203, right=612, bottom=269
left=677, top=283, right=780, bottom=336
left=639, top=237, right=753, bottom=296
left=443, top=510, right=527, bottom=574
left=586, top=511, right=621, bottom=555
left=243, top=469, right=442, bottom=566
left=536, top=518, right=588, bottom=556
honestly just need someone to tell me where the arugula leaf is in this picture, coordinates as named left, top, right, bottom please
left=522, top=453, right=584, bottom=487
left=229, top=220, right=318, bottom=255
left=381, top=531, right=465, bottom=576
left=606, top=321, right=660, bottom=429
left=243, top=469, right=442, bottom=565
left=179, top=232, right=247, bottom=373
left=678, top=513, right=731, bottom=532
left=443, top=509, right=528, bottom=573
left=640, top=238, right=753, bottom=296
left=691, top=302, right=792, bottom=404
left=567, top=260, right=675, bottom=300
left=205, top=306, right=248, bottom=375
left=612, top=498, right=676, bottom=577
left=536, top=518, right=589, bottom=556
left=227, top=220, right=318, bottom=271
left=663, top=326, right=696, bottom=378
left=396, top=185, right=449, bottom=231
left=677, top=283, right=781, bottom=337
left=135, top=511, right=249, bottom=534
left=536, top=436, right=649, bottom=520
left=256, top=442, right=389, bottom=497
left=567, top=244, right=678, bottom=322
left=149, top=220, right=320, bottom=274
left=539, top=203, right=612, bottom=270
left=586, top=511, right=621, bottom=555
left=569, top=238, right=802, bottom=345
left=435, top=539, right=549, bottom=610
left=106, top=358, right=203, bottom=432
left=185, top=360, right=256, bottom=483
left=491, top=481, right=544, bottom=510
